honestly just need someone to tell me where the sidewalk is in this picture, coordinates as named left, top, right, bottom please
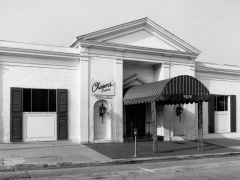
left=1, top=138, right=240, bottom=171
left=0, top=141, right=111, bottom=164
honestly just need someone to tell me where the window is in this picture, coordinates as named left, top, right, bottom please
left=49, top=90, right=56, bottom=112
left=214, top=95, right=228, bottom=111
left=23, top=89, right=31, bottom=112
left=11, top=88, right=68, bottom=142
left=23, top=89, right=56, bottom=112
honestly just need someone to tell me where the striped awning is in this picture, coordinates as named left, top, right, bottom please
left=124, top=75, right=210, bottom=105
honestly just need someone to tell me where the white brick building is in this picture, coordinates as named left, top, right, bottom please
left=0, top=18, right=239, bottom=143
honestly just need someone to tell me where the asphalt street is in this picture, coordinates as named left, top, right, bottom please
left=1, top=155, right=240, bottom=179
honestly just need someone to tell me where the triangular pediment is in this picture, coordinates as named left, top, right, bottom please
left=103, top=29, right=179, bottom=51
left=71, top=18, right=200, bottom=54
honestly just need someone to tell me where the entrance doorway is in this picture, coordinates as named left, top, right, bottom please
left=125, top=103, right=146, bottom=137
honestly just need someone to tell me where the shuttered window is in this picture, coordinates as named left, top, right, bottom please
left=10, top=88, right=23, bottom=142
left=209, top=94, right=237, bottom=134
left=57, top=89, right=68, bottom=140
left=10, top=88, right=68, bottom=142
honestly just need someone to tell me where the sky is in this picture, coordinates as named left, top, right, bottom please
left=0, top=0, right=240, bottom=66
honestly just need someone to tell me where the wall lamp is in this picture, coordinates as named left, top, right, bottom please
left=176, top=104, right=184, bottom=116
left=99, top=101, right=106, bottom=123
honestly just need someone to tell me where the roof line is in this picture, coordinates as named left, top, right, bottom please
left=77, top=18, right=148, bottom=40
left=70, top=17, right=200, bottom=54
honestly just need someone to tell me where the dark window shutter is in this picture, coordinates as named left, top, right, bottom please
left=57, top=89, right=68, bottom=140
left=230, top=95, right=236, bottom=132
left=208, top=94, right=215, bottom=133
left=10, top=88, right=23, bottom=142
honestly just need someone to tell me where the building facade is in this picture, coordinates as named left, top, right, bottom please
left=0, top=18, right=239, bottom=143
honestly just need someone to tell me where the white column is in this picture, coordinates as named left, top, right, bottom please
left=189, top=63, right=195, bottom=77
left=114, top=58, right=123, bottom=142
left=79, top=53, right=89, bottom=143
left=159, top=61, right=174, bottom=141
left=159, top=61, right=170, bottom=80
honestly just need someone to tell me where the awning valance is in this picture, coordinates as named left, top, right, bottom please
left=124, top=75, right=210, bottom=105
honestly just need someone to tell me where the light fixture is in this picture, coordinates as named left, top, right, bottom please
left=99, top=101, right=106, bottom=123
left=176, top=104, right=184, bottom=116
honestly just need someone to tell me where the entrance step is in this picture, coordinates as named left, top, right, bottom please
left=124, top=136, right=164, bottom=142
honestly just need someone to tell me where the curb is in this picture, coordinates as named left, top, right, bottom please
left=1, top=152, right=240, bottom=172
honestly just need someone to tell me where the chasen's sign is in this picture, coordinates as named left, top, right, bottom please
left=91, top=80, right=115, bottom=96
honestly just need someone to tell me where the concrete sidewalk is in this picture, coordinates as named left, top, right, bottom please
left=0, top=141, right=111, bottom=165
left=1, top=138, right=240, bottom=172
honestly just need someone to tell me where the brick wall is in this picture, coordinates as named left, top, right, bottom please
left=89, top=56, right=116, bottom=141
left=0, top=61, right=80, bottom=143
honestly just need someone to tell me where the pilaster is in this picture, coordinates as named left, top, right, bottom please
left=159, top=61, right=173, bottom=141
left=114, top=57, right=123, bottom=142
left=79, top=47, right=90, bottom=143
left=189, top=62, right=196, bottom=77
left=159, top=61, right=171, bottom=80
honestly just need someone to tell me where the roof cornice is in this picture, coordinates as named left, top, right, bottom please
left=196, top=65, right=240, bottom=75
left=78, top=40, right=199, bottom=59
left=0, top=41, right=80, bottom=60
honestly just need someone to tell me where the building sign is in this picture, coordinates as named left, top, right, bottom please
left=91, top=80, right=115, bottom=96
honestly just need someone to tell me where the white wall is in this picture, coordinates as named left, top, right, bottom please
left=196, top=62, right=240, bottom=136
left=87, top=49, right=123, bottom=142
left=0, top=55, right=80, bottom=143
left=197, top=77, right=240, bottom=134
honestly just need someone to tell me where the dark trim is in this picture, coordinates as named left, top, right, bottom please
left=10, top=88, right=23, bottom=142
left=57, top=89, right=68, bottom=140
left=230, top=95, right=237, bottom=132
left=208, top=94, right=215, bottom=133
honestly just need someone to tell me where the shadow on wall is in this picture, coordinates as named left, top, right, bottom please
left=158, top=101, right=212, bottom=141
left=163, top=104, right=197, bottom=141
left=93, top=99, right=112, bottom=141
left=181, top=105, right=197, bottom=140
left=124, top=102, right=200, bottom=141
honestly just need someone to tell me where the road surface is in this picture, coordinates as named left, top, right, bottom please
left=1, top=155, right=240, bottom=179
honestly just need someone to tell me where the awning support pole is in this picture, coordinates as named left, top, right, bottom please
left=151, top=101, right=158, bottom=153
left=198, top=101, right=203, bottom=151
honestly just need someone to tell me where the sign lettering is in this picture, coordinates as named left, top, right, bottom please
left=183, top=95, right=192, bottom=99
left=91, top=80, right=115, bottom=96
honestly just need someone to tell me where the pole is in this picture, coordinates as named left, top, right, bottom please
left=134, top=135, right=137, bottom=157
left=151, top=101, right=158, bottom=153
left=198, top=101, right=203, bottom=151
left=134, top=127, right=137, bottom=157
